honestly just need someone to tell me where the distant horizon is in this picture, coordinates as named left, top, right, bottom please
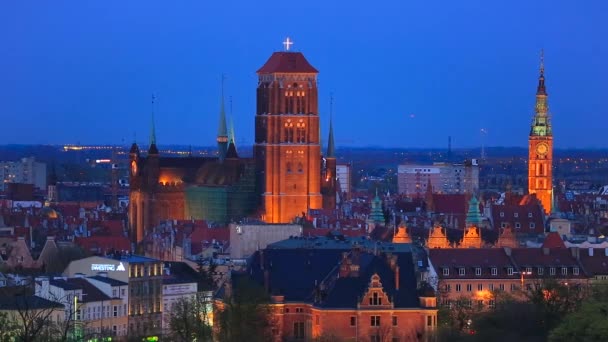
left=2, top=143, right=607, bottom=151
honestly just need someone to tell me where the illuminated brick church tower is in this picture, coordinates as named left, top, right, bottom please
left=254, top=38, right=334, bottom=223
left=528, top=50, right=553, bottom=214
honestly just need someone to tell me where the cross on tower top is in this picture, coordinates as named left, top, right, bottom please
left=283, top=37, right=294, bottom=51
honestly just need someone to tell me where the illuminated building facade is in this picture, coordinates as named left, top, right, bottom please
left=528, top=51, right=553, bottom=214
left=254, top=43, right=336, bottom=223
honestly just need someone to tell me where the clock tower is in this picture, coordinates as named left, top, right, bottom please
left=528, top=50, right=553, bottom=214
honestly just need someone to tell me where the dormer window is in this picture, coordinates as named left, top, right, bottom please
left=507, top=267, right=514, bottom=275
left=573, top=267, right=579, bottom=275
left=514, top=213, right=519, bottom=218
left=538, top=267, right=544, bottom=275
left=515, top=222, right=521, bottom=229
left=528, top=212, right=533, bottom=218
left=550, top=267, right=556, bottom=275
left=475, top=267, right=481, bottom=276
left=459, top=268, right=465, bottom=276
left=443, top=268, right=450, bottom=276
left=530, top=222, right=536, bottom=229
left=526, top=267, right=532, bottom=274
left=491, top=267, right=497, bottom=276
left=561, top=267, right=568, bottom=275
left=500, top=212, right=505, bottom=218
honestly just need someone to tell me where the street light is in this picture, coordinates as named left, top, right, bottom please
left=513, top=271, right=532, bottom=289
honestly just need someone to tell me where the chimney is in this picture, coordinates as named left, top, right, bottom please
left=570, top=247, right=580, bottom=260
left=503, top=247, right=512, bottom=256
left=395, top=266, right=400, bottom=290
left=542, top=247, right=550, bottom=256
left=589, top=248, right=594, bottom=257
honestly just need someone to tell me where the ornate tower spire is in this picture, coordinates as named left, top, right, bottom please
left=528, top=49, right=553, bottom=214
left=217, top=74, right=229, bottom=162
left=326, top=95, right=336, bottom=158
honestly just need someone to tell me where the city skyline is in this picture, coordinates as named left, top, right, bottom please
left=1, top=1, right=607, bottom=148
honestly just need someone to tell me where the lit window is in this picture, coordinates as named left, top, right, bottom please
left=526, top=267, right=532, bottom=274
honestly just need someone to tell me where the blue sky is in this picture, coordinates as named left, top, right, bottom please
left=1, top=1, right=606, bottom=148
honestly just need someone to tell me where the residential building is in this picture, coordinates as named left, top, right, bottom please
left=63, top=254, right=164, bottom=340
left=229, top=223, right=302, bottom=259
left=398, top=160, right=479, bottom=197
left=336, top=163, right=352, bottom=199
left=0, top=157, right=46, bottom=191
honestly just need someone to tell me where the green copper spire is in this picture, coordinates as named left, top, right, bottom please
left=217, top=74, right=228, bottom=161
left=465, top=195, right=483, bottom=227
left=531, top=50, right=552, bottom=137
left=369, top=189, right=385, bottom=224
left=326, top=95, right=335, bottom=158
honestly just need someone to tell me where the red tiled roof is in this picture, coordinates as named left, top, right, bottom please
left=429, top=248, right=517, bottom=279
left=490, top=204, right=545, bottom=234
left=579, top=248, right=608, bottom=276
left=257, top=52, right=318, bottom=74
left=74, top=236, right=130, bottom=254
left=542, top=232, right=566, bottom=249
left=511, top=248, right=582, bottom=270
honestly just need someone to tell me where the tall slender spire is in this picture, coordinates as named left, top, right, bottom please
left=149, top=94, right=159, bottom=155
left=217, top=74, right=229, bottom=161
left=536, top=49, right=546, bottom=96
left=326, top=95, right=336, bottom=158
left=150, top=94, right=157, bottom=145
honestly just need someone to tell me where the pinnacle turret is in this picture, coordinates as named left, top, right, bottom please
left=217, top=75, right=229, bottom=161
left=326, top=96, right=335, bottom=158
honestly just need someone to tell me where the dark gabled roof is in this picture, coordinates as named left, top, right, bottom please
left=88, top=275, right=127, bottom=287
left=0, top=295, right=63, bottom=310
left=257, top=52, right=318, bottom=74
left=579, top=249, right=608, bottom=276
left=67, top=278, right=111, bottom=303
left=246, top=247, right=421, bottom=309
left=163, top=262, right=200, bottom=285
left=49, top=279, right=80, bottom=291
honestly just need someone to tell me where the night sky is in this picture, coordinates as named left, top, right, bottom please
left=1, top=1, right=606, bottom=149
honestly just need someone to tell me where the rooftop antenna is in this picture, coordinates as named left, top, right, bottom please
left=480, top=128, right=488, bottom=160
left=447, top=136, right=452, bottom=161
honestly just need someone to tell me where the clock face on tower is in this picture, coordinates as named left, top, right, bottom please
left=536, top=143, right=548, bottom=155
left=131, top=161, right=138, bottom=175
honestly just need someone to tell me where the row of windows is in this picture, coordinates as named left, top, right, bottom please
left=444, top=281, right=574, bottom=293
left=444, top=266, right=579, bottom=277
left=500, top=222, right=536, bottom=229
left=499, top=212, right=534, bottom=218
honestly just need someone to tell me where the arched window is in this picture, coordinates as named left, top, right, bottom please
left=297, top=163, right=304, bottom=173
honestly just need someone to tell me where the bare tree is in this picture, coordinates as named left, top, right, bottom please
left=168, top=292, right=214, bottom=342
